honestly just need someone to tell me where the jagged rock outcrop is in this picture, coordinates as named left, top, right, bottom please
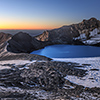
left=7, top=32, right=48, bottom=53
left=0, top=32, right=12, bottom=54
left=0, top=32, right=12, bottom=44
left=35, top=18, right=100, bottom=45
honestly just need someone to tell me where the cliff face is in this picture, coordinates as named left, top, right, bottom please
left=35, top=18, right=100, bottom=45
left=35, top=31, right=49, bottom=41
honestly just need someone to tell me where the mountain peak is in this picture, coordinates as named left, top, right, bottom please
left=89, top=17, right=98, bottom=21
left=82, top=17, right=98, bottom=23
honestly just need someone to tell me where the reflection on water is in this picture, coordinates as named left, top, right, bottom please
left=31, top=45, right=100, bottom=58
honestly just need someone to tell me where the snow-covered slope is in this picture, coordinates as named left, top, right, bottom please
left=74, top=28, right=100, bottom=45
left=53, top=57, right=100, bottom=88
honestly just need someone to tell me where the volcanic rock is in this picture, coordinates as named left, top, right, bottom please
left=0, top=32, right=12, bottom=54
left=7, top=32, right=47, bottom=53
left=0, top=32, right=12, bottom=44
left=35, top=18, right=100, bottom=45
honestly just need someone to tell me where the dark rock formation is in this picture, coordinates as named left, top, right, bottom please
left=35, top=18, right=100, bottom=45
left=21, top=61, right=65, bottom=90
left=7, top=32, right=48, bottom=53
left=92, top=42, right=100, bottom=46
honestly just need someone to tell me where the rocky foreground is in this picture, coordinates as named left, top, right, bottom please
left=0, top=57, right=100, bottom=99
left=0, top=17, right=100, bottom=99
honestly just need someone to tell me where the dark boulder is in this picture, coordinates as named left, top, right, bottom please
left=72, top=40, right=85, bottom=45
left=92, top=42, right=100, bottom=46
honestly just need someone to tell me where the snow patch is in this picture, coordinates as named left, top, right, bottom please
left=0, top=60, right=32, bottom=70
left=73, top=28, right=100, bottom=44
left=0, top=66, right=11, bottom=70
left=0, top=60, right=31, bottom=65
left=53, top=57, right=100, bottom=88
left=0, top=60, right=47, bottom=70
left=89, top=28, right=99, bottom=37
left=73, top=33, right=86, bottom=40
left=0, top=86, right=52, bottom=99
left=83, top=34, right=100, bottom=44
left=63, top=84, right=75, bottom=89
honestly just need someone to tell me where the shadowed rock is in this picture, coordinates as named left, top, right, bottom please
left=7, top=32, right=48, bottom=53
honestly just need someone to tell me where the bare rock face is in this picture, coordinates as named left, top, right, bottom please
left=0, top=32, right=12, bottom=44
left=36, top=31, right=49, bottom=41
left=0, top=32, right=12, bottom=53
left=35, top=18, right=100, bottom=45
left=7, top=32, right=47, bottom=53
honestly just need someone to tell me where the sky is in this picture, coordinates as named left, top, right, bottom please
left=0, top=0, right=100, bottom=30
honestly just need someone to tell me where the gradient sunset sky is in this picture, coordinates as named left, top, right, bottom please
left=0, top=0, right=100, bottom=30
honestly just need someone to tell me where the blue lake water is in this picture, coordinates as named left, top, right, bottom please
left=31, top=45, right=100, bottom=58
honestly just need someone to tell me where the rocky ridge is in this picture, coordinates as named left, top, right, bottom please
left=35, top=18, right=100, bottom=45
left=0, top=32, right=12, bottom=55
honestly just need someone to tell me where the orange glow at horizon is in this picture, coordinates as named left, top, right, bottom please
left=0, top=22, right=61, bottom=30
left=0, top=16, right=67, bottom=30
left=0, top=23, right=54, bottom=30
left=0, top=17, right=60, bottom=30
left=0, top=26, right=51, bottom=30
